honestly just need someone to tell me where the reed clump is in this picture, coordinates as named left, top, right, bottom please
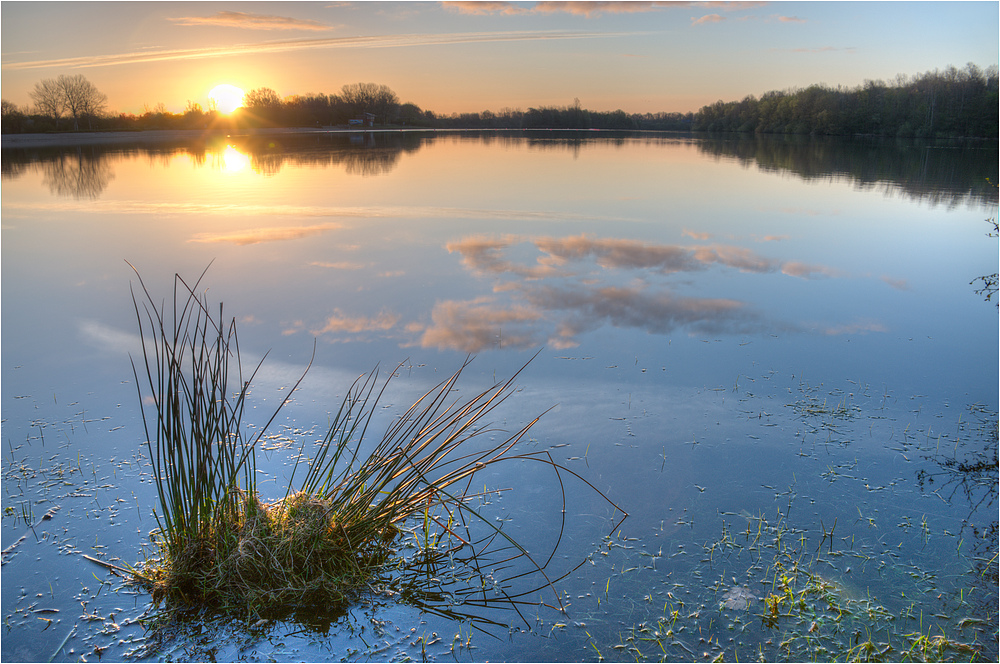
left=128, top=264, right=622, bottom=619
left=144, top=489, right=389, bottom=612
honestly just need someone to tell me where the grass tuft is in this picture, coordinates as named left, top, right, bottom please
left=127, top=264, right=625, bottom=622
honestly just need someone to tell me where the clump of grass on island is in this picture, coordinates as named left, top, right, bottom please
left=127, top=263, right=624, bottom=620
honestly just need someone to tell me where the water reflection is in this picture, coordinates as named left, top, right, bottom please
left=696, top=134, right=998, bottom=208
left=3, top=132, right=996, bottom=206
left=3, top=128, right=996, bottom=663
left=219, top=145, right=249, bottom=173
left=11, top=146, right=117, bottom=199
left=412, top=233, right=875, bottom=352
left=0, top=132, right=421, bottom=184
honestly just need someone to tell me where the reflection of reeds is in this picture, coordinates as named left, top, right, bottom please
left=127, top=265, right=625, bottom=619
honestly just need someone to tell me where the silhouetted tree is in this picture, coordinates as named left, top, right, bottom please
left=397, top=102, right=426, bottom=126
left=243, top=87, right=282, bottom=110
left=282, top=93, right=332, bottom=126
left=337, top=83, right=398, bottom=125
left=29, top=78, right=64, bottom=126
left=1, top=99, right=29, bottom=133
left=239, top=87, right=283, bottom=126
left=56, top=74, right=107, bottom=130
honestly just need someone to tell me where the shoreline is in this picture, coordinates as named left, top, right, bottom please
left=0, top=126, right=427, bottom=149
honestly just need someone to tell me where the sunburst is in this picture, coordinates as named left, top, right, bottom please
left=208, top=84, right=245, bottom=114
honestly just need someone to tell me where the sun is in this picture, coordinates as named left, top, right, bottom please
left=208, top=84, right=245, bottom=114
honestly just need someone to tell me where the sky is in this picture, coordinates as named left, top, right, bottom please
left=2, top=1, right=997, bottom=116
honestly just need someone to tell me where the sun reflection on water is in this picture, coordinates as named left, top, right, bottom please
left=221, top=145, right=250, bottom=173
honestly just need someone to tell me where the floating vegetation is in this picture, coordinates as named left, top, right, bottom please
left=126, top=265, right=626, bottom=626
left=598, top=409, right=998, bottom=664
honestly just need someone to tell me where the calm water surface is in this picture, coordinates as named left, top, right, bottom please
left=2, top=132, right=997, bottom=661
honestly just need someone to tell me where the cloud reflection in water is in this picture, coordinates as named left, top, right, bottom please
left=413, top=233, right=865, bottom=352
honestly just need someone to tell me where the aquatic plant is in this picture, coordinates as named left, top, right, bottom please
left=600, top=496, right=992, bottom=663
left=127, top=264, right=625, bottom=620
left=969, top=186, right=998, bottom=307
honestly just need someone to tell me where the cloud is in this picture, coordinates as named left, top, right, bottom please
left=262, top=228, right=877, bottom=354
left=446, top=235, right=562, bottom=279
left=419, top=298, right=544, bottom=352
left=313, top=309, right=401, bottom=335
left=692, top=244, right=777, bottom=273
left=523, top=283, right=757, bottom=336
left=534, top=2, right=679, bottom=17
left=780, top=261, right=843, bottom=279
left=79, top=319, right=140, bottom=355
left=442, top=1, right=768, bottom=17
left=418, top=281, right=769, bottom=353
left=880, top=275, right=910, bottom=291
left=777, top=15, right=806, bottom=23
left=443, top=1, right=681, bottom=17
left=697, top=1, right=769, bottom=9
left=692, top=14, right=726, bottom=25
left=169, top=11, right=334, bottom=31
left=683, top=229, right=714, bottom=240
left=537, top=235, right=705, bottom=273
left=450, top=233, right=843, bottom=281
left=3, top=30, right=640, bottom=70
left=189, top=222, right=342, bottom=245
left=441, top=1, right=530, bottom=15
left=417, top=231, right=867, bottom=352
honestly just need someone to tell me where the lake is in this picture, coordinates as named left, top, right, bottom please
left=1, top=130, right=996, bottom=661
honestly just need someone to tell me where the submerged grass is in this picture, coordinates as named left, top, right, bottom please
left=605, top=503, right=991, bottom=663
left=127, top=265, right=625, bottom=622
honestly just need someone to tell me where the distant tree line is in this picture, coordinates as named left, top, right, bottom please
left=2, top=64, right=996, bottom=138
left=693, top=63, right=998, bottom=139
left=1, top=81, right=420, bottom=133
left=429, top=99, right=694, bottom=131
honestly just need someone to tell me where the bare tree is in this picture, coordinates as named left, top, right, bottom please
left=241, top=87, right=283, bottom=126
left=1, top=99, right=22, bottom=117
left=242, top=87, right=282, bottom=110
left=2, top=98, right=28, bottom=133
left=30, top=78, right=64, bottom=126
left=338, top=82, right=398, bottom=124
left=56, top=74, right=107, bottom=130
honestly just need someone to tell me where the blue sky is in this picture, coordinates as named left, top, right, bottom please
left=2, top=1, right=997, bottom=115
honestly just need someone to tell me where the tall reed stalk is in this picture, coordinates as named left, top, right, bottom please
left=128, top=263, right=309, bottom=560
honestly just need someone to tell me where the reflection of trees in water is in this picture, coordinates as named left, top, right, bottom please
left=41, top=147, right=115, bottom=199
left=3, top=132, right=994, bottom=200
left=233, top=133, right=421, bottom=177
left=696, top=134, right=998, bottom=208
left=0, top=157, right=30, bottom=180
left=0, top=133, right=427, bottom=186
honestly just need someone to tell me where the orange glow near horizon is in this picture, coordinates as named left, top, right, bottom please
left=208, top=84, right=245, bottom=114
